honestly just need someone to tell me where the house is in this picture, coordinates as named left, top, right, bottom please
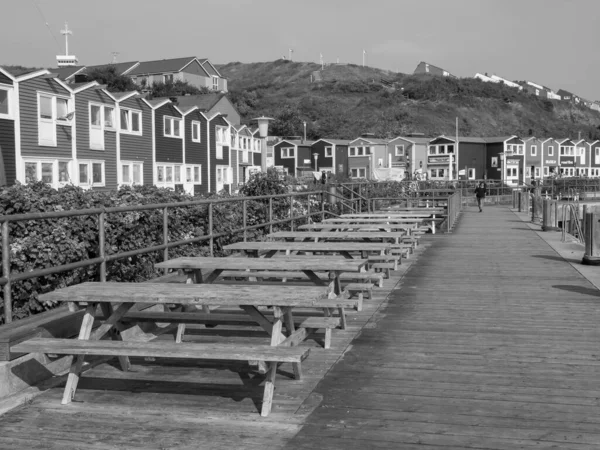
left=520, top=81, right=560, bottom=100
left=128, top=57, right=227, bottom=92
left=167, top=94, right=240, bottom=126
left=250, top=128, right=263, bottom=171
left=208, top=112, right=232, bottom=192
left=572, top=139, right=590, bottom=177
left=428, top=136, right=485, bottom=181
left=540, top=138, right=557, bottom=177
left=524, top=137, right=543, bottom=182
left=11, top=69, right=76, bottom=188
left=230, top=124, right=256, bottom=187
left=589, top=140, right=600, bottom=177
left=72, top=81, right=118, bottom=190
left=113, top=91, right=154, bottom=188
left=556, top=89, right=581, bottom=103
left=0, top=67, right=17, bottom=185
left=178, top=105, right=209, bottom=195
left=556, top=138, right=576, bottom=177
left=347, top=137, right=389, bottom=179
left=474, top=73, right=523, bottom=90
left=413, top=62, right=456, bottom=78
left=485, top=136, right=524, bottom=185
left=49, top=65, right=87, bottom=84
left=310, top=139, right=349, bottom=176
left=272, top=139, right=316, bottom=178
left=386, top=136, right=429, bottom=178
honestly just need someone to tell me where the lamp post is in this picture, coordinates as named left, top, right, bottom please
left=252, top=116, right=274, bottom=172
left=313, top=152, right=319, bottom=172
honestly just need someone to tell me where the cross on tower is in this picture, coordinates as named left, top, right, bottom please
left=60, top=22, right=72, bottom=56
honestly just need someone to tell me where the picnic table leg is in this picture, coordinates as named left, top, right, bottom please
left=331, top=271, right=347, bottom=330
left=62, top=302, right=97, bottom=405
left=99, top=303, right=131, bottom=372
left=176, top=270, right=204, bottom=342
left=282, top=310, right=302, bottom=379
left=261, top=362, right=278, bottom=417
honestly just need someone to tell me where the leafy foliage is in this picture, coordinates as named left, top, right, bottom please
left=148, top=80, right=210, bottom=99
left=85, top=65, right=138, bottom=92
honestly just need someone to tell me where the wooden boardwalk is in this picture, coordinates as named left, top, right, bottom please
left=2, top=205, right=600, bottom=449
left=288, top=206, right=600, bottom=449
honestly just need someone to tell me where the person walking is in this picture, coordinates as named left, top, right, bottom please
left=474, top=181, right=487, bottom=212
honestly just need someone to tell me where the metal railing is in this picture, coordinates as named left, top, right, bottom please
left=0, top=190, right=353, bottom=324
left=561, top=203, right=584, bottom=244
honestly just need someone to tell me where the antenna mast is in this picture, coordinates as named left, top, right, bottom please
left=56, top=22, right=78, bottom=67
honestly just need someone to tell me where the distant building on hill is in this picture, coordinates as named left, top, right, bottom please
left=474, top=73, right=523, bottom=90
left=413, top=62, right=456, bottom=78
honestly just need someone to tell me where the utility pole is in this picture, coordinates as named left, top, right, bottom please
left=289, top=48, right=293, bottom=61
left=362, top=49, right=366, bottom=67
left=455, top=116, right=459, bottom=181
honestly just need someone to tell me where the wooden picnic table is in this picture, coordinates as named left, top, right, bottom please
left=155, top=256, right=368, bottom=296
left=223, top=241, right=391, bottom=259
left=323, top=218, right=424, bottom=224
left=268, top=231, right=408, bottom=244
left=341, top=213, right=443, bottom=218
left=338, top=214, right=443, bottom=234
left=18, top=282, right=359, bottom=416
left=298, top=223, right=414, bottom=232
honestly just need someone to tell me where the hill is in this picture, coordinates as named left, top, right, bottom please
left=218, top=60, right=600, bottom=140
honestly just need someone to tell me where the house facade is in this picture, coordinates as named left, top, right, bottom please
left=426, top=136, right=459, bottom=180
left=413, top=62, right=455, bottom=78
left=0, top=68, right=16, bottom=185
left=540, top=138, right=557, bottom=178
left=524, top=137, right=543, bottom=183
left=310, top=139, right=346, bottom=175
left=590, top=141, right=600, bottom=177
left=387, top=136, right=430, bottom=179
left=273, top=139, right=315, bottom=178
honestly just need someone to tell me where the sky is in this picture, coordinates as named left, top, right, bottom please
left=3, top=0, right=600, bottom=99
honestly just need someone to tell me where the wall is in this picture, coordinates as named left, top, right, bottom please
left=155, top=103, right=183, bottom=164
left=119, top=96, right=153, bottom=186
left=183, top=110, right=209, bottom=194
left=335, top=145, right=348, bottom=176
left=0, top=118, right=15, bottom=184
left=310, top=141, right=335, bottom=171
left=273, top=142, right=296, bottom=176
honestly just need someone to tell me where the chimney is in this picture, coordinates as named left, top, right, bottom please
left=169, top=97, right=178, bottom=104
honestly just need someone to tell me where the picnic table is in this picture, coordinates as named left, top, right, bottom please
left=14, top=282, right=359, bottom=416
left=268, top=231, right=409, bottom=245
left=223, top=241, right=391, bottom=259
left=298, top=223, right=415, bottom=233
left=338, top=214, right=443, bottom=234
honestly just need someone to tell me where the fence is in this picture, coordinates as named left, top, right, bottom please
left=0, top=183, right=461, bottom=324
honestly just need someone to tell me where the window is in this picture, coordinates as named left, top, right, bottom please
left=526, top=167, right=531, bottom=177
left=349, top=146, right=369, bottom=157
left=78, top=160, right=104, bottom=187
left=104, top=106, right=115, bottom=129
left=120, top=109, right=142, bottom=134
left=534, top=167, right=540, bottom=177
left=560, top=145, right=574, bottom=156
left=156, top=164, right=185, bottom=186
left=24, top=159, right=72, bottom=186
left=212, top=76, right=219, bottom=91
left=89, top=103, right=116, bottom=150
left=121, top=162, right=143, bottom=185
left=191, top=121, right=201, bottom=142
left=543, top=167, right=549, bottom=176
left=430, top=168, right=446, bottom=178
left=447, top=145, right=455, bottom=153
left=216, top=165, right=232, bottom=190
left=281, top=147, right=295, bottom=158
left=428, top=145, right=436, bottom=155
left=164, top=74, right=173, bottom=84
left=531, top=145, right=537, bottom=156
left=0, top=87, right=11, bottom=117
left=595, top=148, right=600, bottom=164
left=468, top=168, right=475, bottom=179
left=185, top=165, right=202, bottom=184
left=395, top=145, right=405, bottom=156
left=548, top=146, right=554, bottom=156
left=164, top=116, right=182, bottom=138
left=350, top=167, right=367, bottom=178
left=579, top=147, right=586, bottom=164
left=325, top=146, right=333, bottom=157
left=38, top=93, right=72, bottom=146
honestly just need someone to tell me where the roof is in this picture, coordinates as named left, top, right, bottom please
left=169, top=93, right=225, bottom=111
left=431, top=135, right=518, bottom=144
left=146, top=98, right=171, bottom=108
left=110, top=91, right=139, bottom=101
left=84, top=61, right=139, bottom=76
left=177, top=105, right=197, bottom=115
left=128, top=57, right=204, bottom=76
left=314, top=139, right=350, bottom=146
left=391, top=136, right=431, bottom=145
left=349, top=137, right=389, bottom=145
left=2, top=66, right=43, bottom=77
left=277, top=139, right=315, bottom=147
left=49, top=66, right=86, bottom=80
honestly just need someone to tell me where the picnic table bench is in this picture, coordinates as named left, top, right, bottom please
left=268, top=231, right=412, bottom=245
left=13, top=283, right=358, bottom=416
left=223, top=241, right=392, bottom=259
left=298, top=223, right=414, bottom=232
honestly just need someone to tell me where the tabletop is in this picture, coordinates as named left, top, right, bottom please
left=155, top=256, right=368, bottom=272
left=323, top=218, right=424, bottom=223
left=298, top=223, right=413, bottom=231
left=38, top=282, right=345, bottom=307
left=268, top=231, right=407, bottom=241
left=224, top=241, right=392, bottom=253
left=341, top=213, right=442, bottom=218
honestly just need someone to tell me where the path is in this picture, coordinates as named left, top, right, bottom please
left=288, top=205, right=600, bottom=449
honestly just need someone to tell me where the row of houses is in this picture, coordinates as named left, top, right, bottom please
left=271, top=134, right=600, bottom=186
left=0, top=66, right=261, bottom=193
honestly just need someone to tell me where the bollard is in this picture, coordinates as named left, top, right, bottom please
left=582, top=212, right=600, bottom=265
left=531, top=195, right=543, bottom=223
left=512, top=190, right=518, bottom=209
left=328, top=186, right=338, bottom=204
left=541, top=199, right=559, bottom=231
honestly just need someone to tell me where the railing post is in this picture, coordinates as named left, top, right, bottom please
left=358, top=184, right=362, bottom=213
left=306, top=193, right=311, bottom=224
left=208, top=202, right=214, bottom=257
left=447, top=195, right=452, bottom=233
left=269, top=197, right=273, bottom=234
left=321, top=191, right=325, bottom=221
left=99, top=211, right=106, bottom=282
left=163, top=207, right=169, bottom=275
left=243, top=199, right=247, bottom=242
left=2, top=221, right=11, bottom=323
left=289, top=195, right=294, bottom=231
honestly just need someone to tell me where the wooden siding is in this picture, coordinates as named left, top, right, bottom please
left=591, top=145, right=600, bottom=167
left=485, top=142, right=504, bottom=180
left=75, top=88, right=117, bottom=190
left=0, top=72, right=12, bottom=85
left=19, top=77, right=72, bottom=159
left=273, top=142, right=296, bottom=176
left=335, top=145, right=348, bottom=176
left=119, top=96, right=153, bottom=186
left=230, top=146, right=238, bottom=186
left=209, top=116, right=229, bottom=193
left=310, top=141, right=334, bottom=171
left=184, top=111, right=209, bottom=194
left=155, top=103, right=183, bottom=164
left=0, top=118, right=16, bottom=184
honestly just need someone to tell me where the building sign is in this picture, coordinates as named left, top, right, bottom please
left=303, top=159, right=311, bottom=164
left=506, top=159, right=520, bottom=165
left=428, top=156, right=450, bottom=164
left=545, top=160, right=556, bottom=165
left=561, top=157, right=575, bottom=166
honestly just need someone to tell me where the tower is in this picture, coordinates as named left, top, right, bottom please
left=56, top=22, right=79, bottom=67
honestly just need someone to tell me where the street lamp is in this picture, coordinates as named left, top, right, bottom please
left=313, top=152, right=319, bottom=172
left=252, top=116, right=275, bottom=172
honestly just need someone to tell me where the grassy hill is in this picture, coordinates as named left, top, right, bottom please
left=218, top=60, right=600, bottom=140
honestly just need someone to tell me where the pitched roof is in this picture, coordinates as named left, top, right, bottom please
left=279, top=139, right=315, bottom=146
left=169, top=93, right=225, bottom=111
left=84, top=61, right=140, bottom=76
left=391, top=136, right=431, bottom=144
left=49, top=65, right=86, bottom=80
left=314, top=138, right=350, bottom=146
left=3, top=66, right=43, bottom=77
left=128, top=57, right=203, bottom=76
